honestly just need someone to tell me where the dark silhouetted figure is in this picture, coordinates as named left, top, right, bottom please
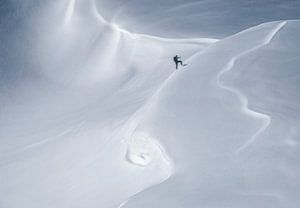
left=173, top=55, right=183, bottom=69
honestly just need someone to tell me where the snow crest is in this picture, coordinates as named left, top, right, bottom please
left=216, top=21, right=287, bottom=153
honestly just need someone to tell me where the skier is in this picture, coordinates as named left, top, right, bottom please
left=173, top=55, right=185, bottom=69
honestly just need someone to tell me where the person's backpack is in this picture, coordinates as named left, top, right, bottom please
left=173, top=56, right=177, bottom=62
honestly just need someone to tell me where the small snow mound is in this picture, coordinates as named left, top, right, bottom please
left=125, top=132, right=172, bottom=168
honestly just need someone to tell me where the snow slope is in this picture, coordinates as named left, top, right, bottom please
left=0, top=0, right=299, bottom=208
left=121, top=20, right=300, bottom=208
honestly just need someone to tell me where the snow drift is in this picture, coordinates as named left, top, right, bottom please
left=0, top=0, right=299, bottom=208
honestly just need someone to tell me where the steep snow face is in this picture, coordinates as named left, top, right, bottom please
left=0, top=0, right=300, bottom=208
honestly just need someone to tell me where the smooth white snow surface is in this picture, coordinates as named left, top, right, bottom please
left=0, top=0, right=300, bottom=208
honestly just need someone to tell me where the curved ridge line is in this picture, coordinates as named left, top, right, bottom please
left=117, top=73, right=176, bottom=207
left=117, top=21, right=285, bottom=207
left=92, top=0, right=218, bottom=43
left=63, top=0, right=76, bottom=26
left=216, top=21, right=286, bottom=154
left=117, top=53, right=194, bottom=207
left=64, top=0, right=218, bottom=43
left=123, top=69, right=177, bottom=164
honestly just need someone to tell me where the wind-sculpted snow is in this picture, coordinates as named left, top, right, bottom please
left=120, top=21, right=300, bottom=208
left=217, top=21, right=287, bottom=153
left=94, top=0, right=300, bottom=38
left=0, top=0, right=300, bottom=208
left=0, top=0, right=214, bottom=207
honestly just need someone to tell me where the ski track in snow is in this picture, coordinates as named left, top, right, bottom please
left=216, top=21, right=287, bottom=154
left=20, top=121, right=86, bottom=152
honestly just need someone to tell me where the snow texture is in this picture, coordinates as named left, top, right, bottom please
left=0, top=0, right=300, bottom=208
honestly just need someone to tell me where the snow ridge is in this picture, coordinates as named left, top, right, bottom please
left=122, top=71, right=176, bottom=166
left=117, top=64, right=178, bottom=208
left=216, top=21, right=287, bottom=154
left=118, top=21, right=286, bottom=208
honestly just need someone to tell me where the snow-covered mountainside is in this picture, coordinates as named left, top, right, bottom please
left=0, top=0, right=299, bottom=208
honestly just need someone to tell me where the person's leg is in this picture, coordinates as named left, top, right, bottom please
left=179, top=61, right=183, bottom=66
left=176, top=62, right=178, bottom=69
